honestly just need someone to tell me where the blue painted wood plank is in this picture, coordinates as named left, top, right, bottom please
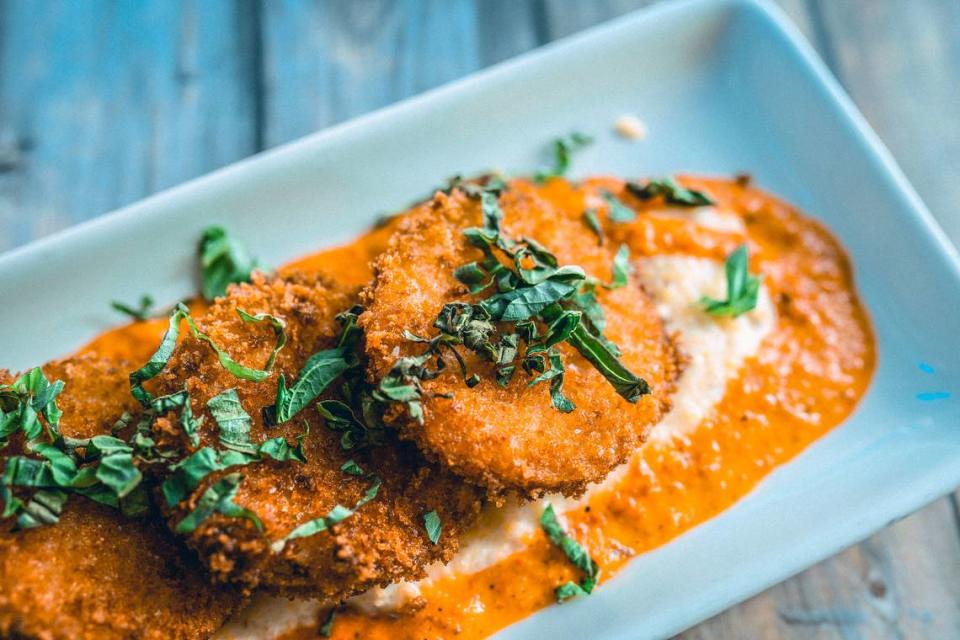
left=476, top=0, right=547, bottom=65
left=541, top=0, right=657, bottom=39
left=262, top=0, right=487, bottom=148
left=260, top=0, right=551, bottom=148
left=0, top=0, right=258, bottom=251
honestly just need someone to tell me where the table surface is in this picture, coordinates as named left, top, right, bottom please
left=2, top=1, right=958, bottom=638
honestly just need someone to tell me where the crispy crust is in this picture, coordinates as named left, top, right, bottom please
left=151, top=271, right=482, bottom=599
left=360, top=181, right=679, bottom=498
left=0, top=356, right=239, bottom=640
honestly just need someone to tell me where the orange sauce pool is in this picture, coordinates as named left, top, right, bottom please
left=78, top=177, right=875, bottom=639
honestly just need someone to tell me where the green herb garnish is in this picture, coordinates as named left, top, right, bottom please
left=272, top=351, right=351, bottom=424
left=128, top=307, right=188, bottom=406
left=700, top=244, right=761, bottom=317
left=340, top=459, right=364, bottom=476
left=236, top=310, right=287, bottom=372
left=535, top=132, right=592, bottom=183
left=602, top=191, right=637, bottom=222
left=185, top=308, right=285, bottom=383
left=89, top=436, right=142, bottom=499
left=129, top=304, right=287, bottom=407
left=3, top=304, right=298, bottom=532
left=317, top=400, right=384, bottom=451
left=555, top=582, right=593, bottom=602
left=3, top=489, right=67, bottom=529
left=174, top=472, right=263, bottom=534
left=272, top=474, right=381, bottom=552
left=207, top=389, right=255, bottom=455
left=379, top=182, right=649, bottom=420
left=1, top=367, right=64, bottom=444
left=582, top=209, right=603, bottom=245
left=610, top=244, right=631, bottom=289
left=111, top=295, right=155, bottom=321
left=528, top=349, right=575, bottom=412
left=161, top=447, right=226, bottom=508
left=423, top=510, right=442, bottom=544
left=319, top=608, right=337, bottom=637
left=268, top=307, right=361, bottom=425
left=626, top=177, right=715, bottom=206
left=0, top=372, right=158, bottom=526
left=540, top=504, right=599, bottom=603
left=199, top=226, right=260, bottom=301
left=160, top=409, right=307, bottom=511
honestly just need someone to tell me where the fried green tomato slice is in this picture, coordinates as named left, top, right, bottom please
left=0, top=356, right=239, bottom=640
left=149, top=271, right=482, bottom=599
left=360, top=180, right=679, bottom=498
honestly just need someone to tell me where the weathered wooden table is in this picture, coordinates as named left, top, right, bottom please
left=1, top=1, right=958, bottom=637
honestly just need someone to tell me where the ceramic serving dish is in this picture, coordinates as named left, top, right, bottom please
left=1, top=1, right=958, bottom=637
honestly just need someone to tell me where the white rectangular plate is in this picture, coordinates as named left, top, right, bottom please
left=1, top=0, right=958, bottom=638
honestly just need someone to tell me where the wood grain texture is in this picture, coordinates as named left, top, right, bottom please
left=0, top=1, right=958, bottom=638
left=0, top=0, right=257, bottom=252
left=261, top=0, right=482, bottom=147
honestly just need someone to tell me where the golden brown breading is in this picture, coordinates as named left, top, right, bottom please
left=0, top=356, right=238, bottom=640
left=360, top=181, right=679, bottom=497
left=150, top=271, right=482, bottom=599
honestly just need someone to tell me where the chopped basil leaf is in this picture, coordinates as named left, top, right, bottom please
left=207, top=389, right=255, bottom=455
left=91, top=442, right=141, bottom=499
left=167, top=390, right=202, bottom=448
left=119, top=484, right=150, bottom=518
left=528, top=350, right=575, bottom=413
left=481, top=190, right=505, bottom=232
left=0, top=387, right=156, bottom=527
left=129, top=306, right=188, bottom=406
left=496, top=364, right=516, bottom=387
left=111, top=294, right=155, bottom=321
left=555, top=580, right=594, bottom=603
left=610, top=244, right=631, bottom=289
left=131, top=304, right=287, bottom=407
left=258, top=429, right=308, bottom=464
left=340, top=459, right=364, bottom=476
left=626, top=177, right=715, bottom=206
left=379, top=182, right=649, bottom=419
left=602, top=191, right=636, bottom=223
left=272, top=348, right=352, bottom=424
left=272, top=475, right=381, bottom=552
left=700, top=244, right=761, bottom=317
left=534, top=131, right=593, bottom=183
left=160, top=421, right=307, bottom=510
left=162, top=447, right=223, bottom=508
left=540, top=504, right=599, bottom=603
left=236, top=309, right=288, bottom=372
left=453, top=262, right=491, bottom=292
left=565, top=322, right=649, bottom=403
left=480, top=267, right=585, bottom=322
left=183, top=308, right=283, bottom=383
left=199, top=226, right=259, bottom=301
left=582, top=209, right=603, bottom=245
left=174, top=472, right=263, bottom=534
left=317, top=400, right=384, bottom=451
left=319, top=608, right=337, bottom=637
left=0, top=368, right=65, bottom=444
left=12, top=489, right=68, bottom=529
left=423, top=510, right=442, bottom=544
left=30, top=444, right=77, bottom=486
left=542, top=310, right=581, bottom=350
